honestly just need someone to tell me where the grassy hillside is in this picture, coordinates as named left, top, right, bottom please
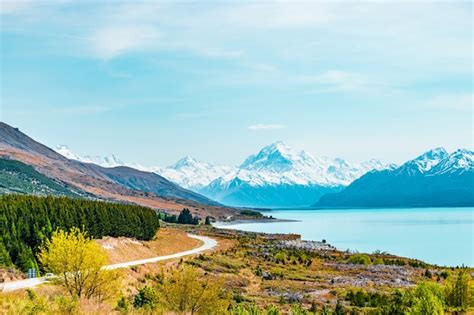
left=0, top=158, right=83, bottom=197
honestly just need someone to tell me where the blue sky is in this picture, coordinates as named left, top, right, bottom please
left=1, top=1, right=472, bottom=166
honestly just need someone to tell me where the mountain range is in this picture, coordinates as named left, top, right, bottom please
left=315, top=147, right=474, bottom=208
left=55, top=141, right=390, bottom=207
left=2, top=121, right=472, bottom=210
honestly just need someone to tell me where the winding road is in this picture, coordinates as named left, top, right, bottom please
left=1, top=234, right=217, bottom=293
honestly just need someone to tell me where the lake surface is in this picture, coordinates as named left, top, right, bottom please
left=215, top=208, right=474, bottom=267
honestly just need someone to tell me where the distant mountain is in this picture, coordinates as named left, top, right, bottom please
left=55, top=145, right=125, bottom=168
left=54, top=141, right=389, bottom=208
left=53, top=146, right=232, bottom=190
left=201, top=142, right=389, bottom=207
left=0, top=122, right=235, bottom=219
left=159, top=156, right=235, bottom=190
left=315, top=148, right=474, bottom=208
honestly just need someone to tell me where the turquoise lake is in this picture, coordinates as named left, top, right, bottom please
left=215, top=208, right=474, bottom=267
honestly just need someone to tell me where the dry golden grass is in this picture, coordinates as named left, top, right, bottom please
left=96, top=227, right=203, bottom=264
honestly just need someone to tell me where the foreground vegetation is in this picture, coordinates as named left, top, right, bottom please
left=0, top=225, right=474, bottom=315
left=1, top=220, right=472, bottom=314
left=0, top=195, right=160, bottom=272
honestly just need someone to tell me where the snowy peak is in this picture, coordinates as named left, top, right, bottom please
left=55, top=145, right=83, bottom=161
left=430, top=149, right=474, bottom=175
left=161, top=157, right=235, bottom=190
left=210, top=142, right=390, bottom=188
left=412, top=147, right=448, bottom=171
left=95, top=154, right=124, bottom=168
left=54, top=145, right=124, bottom=168
left=398, top=147, right=472, bottom=176
left=240, top=141, right=314, bottom=172
left=172, top=156, right=200, bottom=169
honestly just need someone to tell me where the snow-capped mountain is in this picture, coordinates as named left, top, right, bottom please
left=158, top=156, right=235, bottom=190
left=55, top=145, right=125, bottom=168
left=428, top=149, right=473, bottom=175
left=54, top=145, right=233, bottom=190
left=396, top=147, right=449, bottom=175
left=54, top=142, right=390, bottom=207
left=316, top=147, right=474, bottom=208
left=209, top=141, right=387, bottom=187
left=200, top=142, right=390, bottom=207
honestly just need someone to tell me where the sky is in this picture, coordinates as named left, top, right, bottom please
left=0, top=0, right=472, bottom=167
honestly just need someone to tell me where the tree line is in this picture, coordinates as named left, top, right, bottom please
left=0, top=195, right=160, bottom=272
left=161, top=208, right=206, bottom=225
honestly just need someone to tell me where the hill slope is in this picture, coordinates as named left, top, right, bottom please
left=0, top=158, right=84, bottom=197
left=0, top=122, right=234, bottom=218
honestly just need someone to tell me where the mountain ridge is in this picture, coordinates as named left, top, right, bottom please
left=54, top=141, right=389, bottom=207
left=314, top=148, right=474, bottom=208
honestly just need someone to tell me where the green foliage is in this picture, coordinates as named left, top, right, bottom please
left=334, top=300, right=345, bottom=315
left=345, top=289, right=390, bottom=307
left=410, top=282, right=445, bottom=314
left=445, top=269, right=473, bottom=310
left=133, top=286, right=160, bottom=309
left=239, top=210, right=263, bottom=217
left=0, top=238, right=12, bottom=267
left=347, top=254, right=371, bottom=265
left=266, top=304, right=281, bottom=315
left=230, top=304, right=263, bottom=315
left=39, top=227, right=121, bottom=300
left=346, top=282, right=454, bottom=314
left=116, top=296, right=129, bottom=313
left=163, top=208, right=200, bottom=225
left=158, top=266, right=228, bottom=314
left=0, top=195, right=160, bottom=271
left=269, top=248, right=314, bottom=266
left=177, top=208, right=200, bottom=225
left=290, top=304, right=310, bottom=315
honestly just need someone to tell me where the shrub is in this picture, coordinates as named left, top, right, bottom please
left=133, top=286, right=160, bottom=309
left=240, top=210, right=263, bottom=217
left=39, top=227, right=121, bottom=301
left=347, top=254, right=371, bottom=265
left=445, top=269, right=473, bottom=310
left=411, top=282, right=445, bottom=314
left=158, top=266, right=229, bottom=314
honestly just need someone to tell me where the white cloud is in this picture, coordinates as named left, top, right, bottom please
left=0, top=0, right=32, bottom=15
left=421, top=93, right=473, bottom=112
left=294, top=70, right=390, bottom=95
left=88, top=25, right=160, bottom=59
left=297, top=70, right=366, bottom=91
left=248, top=124, right=286, bottom=131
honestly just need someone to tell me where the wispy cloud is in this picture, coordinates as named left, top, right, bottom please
left=296, top=70, right=378, bottom=94
left=88, top=25, right=160, bottom=59
left=248, top=124, right=286, bottom=131
left=420, top=93, right=473, bottom=112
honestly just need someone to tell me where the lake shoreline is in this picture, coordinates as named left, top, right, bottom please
left=216, top=207, right=474, bottom=267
